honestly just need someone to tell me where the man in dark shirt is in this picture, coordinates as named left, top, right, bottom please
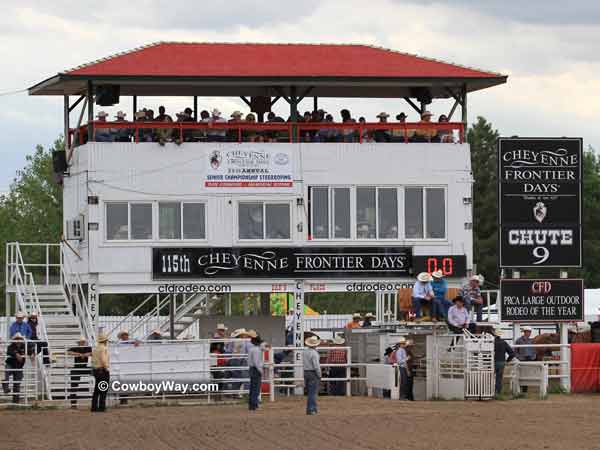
left=493, top=328, right=515, bottom=397
left=68, top=336, right=92, bottom=408
left=3, top=333, right=26, bottom=403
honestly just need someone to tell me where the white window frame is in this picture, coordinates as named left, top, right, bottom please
left=105, top=202, right=130, bottom=242
left=309, top=186, right=353, bottom=241
left=181, top=202, right=208, bottom=241
left=403, top=186, right=447, bottom=241
left=237, top=200, right=293, bottom=241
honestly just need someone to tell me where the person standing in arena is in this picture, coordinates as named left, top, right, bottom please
left=493, top=328, right=515, bottom=397
left=68, top=336, right=92, bottom=408
left=303, top=336, right=322, bottom=415
left=91, top=333, right=110, bottom=412
left=515, top=326, right=536, bottom=393
left=247, top=331, right=264, bottom=411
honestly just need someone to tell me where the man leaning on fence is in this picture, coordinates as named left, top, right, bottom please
left=303, top=336, right=322, bottom=415
left=247, top=330, right=263, bottom=411
left=3, top=332, right=26, bottom=404
left=91, top=333, right=110, bottom=412
left=493, top=328, right=516, bottom=397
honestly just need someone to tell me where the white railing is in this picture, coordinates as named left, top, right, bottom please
left=0, top=340, right=41, bottom=407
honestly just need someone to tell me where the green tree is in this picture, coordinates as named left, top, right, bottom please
left=468, top=116, right=500, bottom=287
left=0, top=139, right=64, bottom=313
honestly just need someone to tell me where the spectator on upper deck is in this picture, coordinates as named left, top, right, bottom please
left=340, top=109, right=356, bottom=142
left=412, top=111, right=437, bottom=143
left=154, top=106, right=174, bottom=146
left=207, top=108, right=227, bottom=142
left=391, top=112, right=409, bottom=142
left=437, top=114, right=453, bottom=143
left=175, top=108, right=194, bottom=144
left=95, top=111, right=113, bottom=142
left=374, top=112, right=391, bottom=142
left=9, top=312, right=31, bottom=339
left=111, top=111, right=132, bottom=142
left=244, top=113, right=259, bottom=142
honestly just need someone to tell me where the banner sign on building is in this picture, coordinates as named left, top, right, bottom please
left=153, top=247, right=412, bottom=279
left=500, top=279, right=584, bottom=322
left=204, top=148, right=293, bottom=189
left=498, top=138, right=582, bottom=267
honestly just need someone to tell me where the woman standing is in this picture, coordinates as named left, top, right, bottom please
left=91, top=333, right=110, bottom=412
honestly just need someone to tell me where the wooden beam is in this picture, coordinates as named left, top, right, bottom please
left=447, top=98, right=460, bottom=120
left=68, top=95, right=85, bottom=113
left=297, top=86, right=314, bottom=103
left=240, top=96, right=252, bottom=108
left=403, top=97, right=422, bottom=115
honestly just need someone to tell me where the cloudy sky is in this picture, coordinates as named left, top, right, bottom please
left=1, top=0, right=599, bottom=191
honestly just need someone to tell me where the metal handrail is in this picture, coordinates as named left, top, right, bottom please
left=107, top=293, right=168, bottom=338
left=129, top=295, right=172, bottom=337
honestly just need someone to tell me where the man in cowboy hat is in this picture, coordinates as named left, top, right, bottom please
left=403, top=339, right=416, bottom=401
left=247, top=331, right=264, bottom=411
left=447, top=296, right=470, bottom=334
left=515, top=326, right=536, bottom=362
left=492, top=327, right=515, bottom=397
left=326, top=335, right=347, bottom=396
left=375, top=112, right=391, bottom=142
left=147, top=329, right=164, bottom=341
left=3, top=332, right=26, bottom=403
left=9, top=311, right=31, bottom=339
left=112, top=111, right=132, bottom=142
left=431, top=270, right=449, bottom=321
left=207, top=108, right=226, bottom=142
left=303, top=335, right=322, bottom=414
left=460, top=275, right=485, bottom=322
left=67, top=336, right=92, bottom=408
left=413, top=110, right=437, bottom=142
left=412, top=273, right=434, bottom=320
left=346, top=313, right=362, bottom=329
left=362, top=313, right=375, bottom=327
left=91, top=333, right=110, bottom=412
left=95, top=111, right=113, bottom=142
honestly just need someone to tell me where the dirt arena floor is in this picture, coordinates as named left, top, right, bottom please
left=2, top=395, right=599, bottom=450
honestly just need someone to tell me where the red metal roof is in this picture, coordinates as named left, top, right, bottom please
left=66, top=42, right=501, bottom=79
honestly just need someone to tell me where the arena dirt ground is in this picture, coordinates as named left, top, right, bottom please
left=2, top=395, right=599, bottom=450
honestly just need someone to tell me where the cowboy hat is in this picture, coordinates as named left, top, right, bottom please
left=522, top=326, right=532, bottom=332
left=230, top=328, right=246, bottom=338
left=365, top=312, right=375, bottom=319
left=432, top=270, right=444, bottom=278
left=151, top=329, right=161, bottom=335
left=211, top=108, right=221, bottom=116
left=397, top=337, right=407, bottom=345
left=230, top=110, right=243, bottom=118
left=384, top=346, right=394, bottom=356
left=246, top=329, right=258, bottom=339
left=135, top=111, right=147, bottom=119
left=12, top=332, right=24, bottom=340
left=305, top=336, right=321, bottom=347
left=470, top=275, right=481, bottom=283
left=421, top=110, right=433, bottom=117
left=396, top=112, right=407, bottom=120
left=28, top=311, right=38, bottom=317
left=216, top=323, right=228, bottom=331
left=352, top=313, right=362, bottom=319
left=417, top=272, right=432, bottom=283
left=332, top=335, right=346, bottom=345
left=96, top=111, right=109, bottom=118
left=405, top=339, right=414, bottom=346
left=376, top=112, right=390, bottom=118
left=477, top=274, right=485, bottom=285
left=115, top=111, right=126, bottom=119
left=78, top=336, right=87, bottom=342
left=15, top=311, right=24, bottom=318
left=97, top=333, right=109, bottom=343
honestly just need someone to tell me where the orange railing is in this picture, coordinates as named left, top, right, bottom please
left=68, top=121, right=464, bottom=147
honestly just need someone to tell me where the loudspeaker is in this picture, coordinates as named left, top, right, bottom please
left=52, top=150, right=67, bottom=173
left=95, top=85, right=120, bottom=106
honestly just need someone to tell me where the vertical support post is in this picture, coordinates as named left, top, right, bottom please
left=64, top=95, right=70, bottom=146
left=87, top=81, right=94, bottom=142
left=226, top=293, right=232, bottom=316
left=269, top=348, right=275, bottom=402
left=290, top=86, right=298, bottom=143
left=461, top=84, right=468, bottom=142
left=87, top=276, right=98, bottom=339
left=559, top=270, right=570, bottom=391
left=293, top=280, right=304, bottom=395
left=133, top=96, right=137, bottom=116
left=193, top=96, right=198, bottom=121
left=313, top=96, right=318, bottom=113
left=345, top=346, right=352, bottom=397
left=170, top=294, right=176, bottom=340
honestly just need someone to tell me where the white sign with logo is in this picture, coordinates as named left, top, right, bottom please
left=204, top=147, right=294, bottom=191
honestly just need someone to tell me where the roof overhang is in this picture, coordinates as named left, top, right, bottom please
left=29, top=74, right=507, bottom=98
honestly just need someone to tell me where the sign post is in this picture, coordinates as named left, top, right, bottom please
left=293, top=280, right=305, bottom=395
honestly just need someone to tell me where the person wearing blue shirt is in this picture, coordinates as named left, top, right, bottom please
left=9, top=312, right=31, bottom=339
left=412, top=272, right=434, bottom=319
left=431, top=271, right=450, bottom=321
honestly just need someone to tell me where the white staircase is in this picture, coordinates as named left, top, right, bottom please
left=158, top=293, right=208, bottom=337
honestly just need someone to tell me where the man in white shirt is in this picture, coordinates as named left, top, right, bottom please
left=207, top=108, right=227, bottom=141
left=303, top=336, right=322, bottom=415
left=447, top=296, right=470, bottom=334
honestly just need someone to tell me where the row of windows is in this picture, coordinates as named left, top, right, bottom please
left=310, top=186, right=446, bottom=240
left=104, top=186, right=446, bottom=242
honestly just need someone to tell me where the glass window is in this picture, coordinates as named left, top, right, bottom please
left=312, top=187, right=329, bottom=239
left=405, top=187, right=423, bottom=239
left=130, top=203, right=153, bottom=240
left=266, top=204, right=290, bottom=239
left=426, top=188, right=445, bottom=238
left=333, top=188, right=351, bottom=239
left=239, top=202, right=263, bottom=239
left=356, top=187, right=376, bottom=239
left=159, top=203, right=181, bottom=239
left=378, top=188, right=398, bottom=239
left=183, top=203, right=206, bottom=239
left=106, top=203, right=128, bottom=240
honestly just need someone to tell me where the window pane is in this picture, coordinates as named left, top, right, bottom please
left=266, top=204, right=290, bottom=239
left=312, top=187, right=329, bottom=239
left=106, top=203, right=128, bottom=240
left=378, top=188, right=398, bottom=239
left=356, top=187, right=376, bottom=239
left=239, top=202, right=263, bottom=239
left=159, top=203, right=181, bottom=239
left=333, top=188, right=351, bottom=239
left=183, top=203, right=206, bottom=239
left=130, top=204, right=153, bottom=240
left=426, top=188, right=445, bottom=238
left=405, top=188, right=423, bottom=239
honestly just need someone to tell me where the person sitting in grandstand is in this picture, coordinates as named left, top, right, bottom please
left=68, top=336, right=92, bottom=408
left=345, top=313, right=362, bottom=329
left=9, top=311, right=31, bottom=339
left=437, top=114, right=453, bottom=143
left=447, top=296, right=471, bottom=334
left=303, top=335, right=322, bottom=415
left=431, top=270, right=450, bottom=321
left=154, top=105, right=174, bottom=146
left=460, top=275, right=484, bottom=322
left=391, top=112, right=409, bottom=142
left=247, top=330, right=263, bottom=411
left=362, top=312, right=375, bottom=327
left=207, top=108, right=227, bottom=142
left=244, top=113, right=259, bottom=142
left=175, top=107, right=195, bottom=144
left=95, top=111, right=113, bottom=142
left=374, top=112, right=391, bottom=142
left=91, top=333, right=110, bottom=412
left=412, top=110, right=437, bottom=142
left=112, top=111, right=132, bottom=142
left=147, top=329, right=165, bottom=341
left=340, top=109, right=356, bottom=142
left=2, top=332, right=26, bottom=404
left=492, top=328, right=515, bottom=397
left=27, top=312, right=49, bottom=365
left=412, top=272, right=434, bottom=320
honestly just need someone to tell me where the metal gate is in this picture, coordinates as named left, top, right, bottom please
left=463, top=330, right=495, bottom=399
